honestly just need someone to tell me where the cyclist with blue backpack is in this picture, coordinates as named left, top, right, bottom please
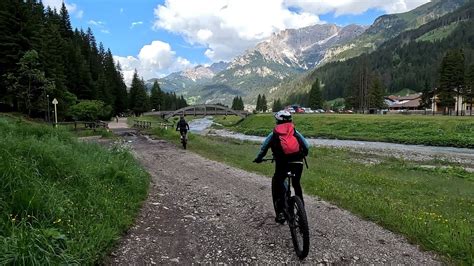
left=253, top=110, right=310, bottom=224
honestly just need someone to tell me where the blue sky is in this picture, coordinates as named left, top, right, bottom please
left=68, top=1, right=385, bottom=62
left=45, top=0, right=430, bottom=83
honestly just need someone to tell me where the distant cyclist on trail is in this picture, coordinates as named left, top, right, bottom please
left=176, top=116, right=190, bottom=140
left=253, top=110, right=310, bottom=224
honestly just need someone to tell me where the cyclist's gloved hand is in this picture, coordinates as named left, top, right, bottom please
left=253, top=157, right=263, bottom=163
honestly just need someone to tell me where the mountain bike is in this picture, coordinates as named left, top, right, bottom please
left=180, top=131, right=187, bottom=149
left=261, top=158, right=310, bottom=259
left=176, top=129, right=187, bottom=149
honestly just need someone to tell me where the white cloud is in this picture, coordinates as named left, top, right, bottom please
left=114, top=41, right=193, bottom=85
left=76, top=10, right=84, bottom=19
left=130, top=21, right=144, bottom=29
left=284, top=0, right=431, bottom=16
left=153, top=0, right=320, bottom=61
left=120, top=8, right=124, bottom=14
left=42, top=0, right=84, bottom=18
left=153, top=0, right=430, bottom=61
left=88, top=20, right=105, bottom=26
left=88, top=20, right=111, bottom=34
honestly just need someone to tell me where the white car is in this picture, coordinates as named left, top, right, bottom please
left=303, top=108, right=315, bottom=113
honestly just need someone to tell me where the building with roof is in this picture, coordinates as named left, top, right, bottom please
left=385, top=93, right=422, bottom=111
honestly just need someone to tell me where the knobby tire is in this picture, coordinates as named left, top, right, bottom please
left=289, top=196, right=309, bottom=259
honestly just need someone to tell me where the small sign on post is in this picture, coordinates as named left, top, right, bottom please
left=52, top=98, right=58, bottom=127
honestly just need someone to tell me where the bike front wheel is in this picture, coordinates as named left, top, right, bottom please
left=288, top=196, right=309, bottom=259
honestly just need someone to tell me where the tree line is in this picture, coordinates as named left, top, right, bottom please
left=0, top=0, right=186, bottom=121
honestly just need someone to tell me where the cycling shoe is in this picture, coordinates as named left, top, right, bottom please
left=275, top=213, right=286, bottom=224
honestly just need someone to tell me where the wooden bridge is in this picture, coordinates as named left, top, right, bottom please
left=144, top=104, right=249, bottom=120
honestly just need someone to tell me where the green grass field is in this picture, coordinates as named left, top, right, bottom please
left=229, top=114, right=474, bottom=148
left=0, top=116, right=149, bottom=264
left=150, top=128, right=474, bottom=263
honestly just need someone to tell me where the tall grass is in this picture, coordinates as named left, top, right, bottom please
left=151, top=128, right=474, bottom=263
left=232, top=114, right=474, bottom=148
left=0, top=116, right=149, bottom=264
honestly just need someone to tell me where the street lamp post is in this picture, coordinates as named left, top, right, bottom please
left=52, top=98, right=58, bottom=127
left=47, top=94, right=50, bottom=123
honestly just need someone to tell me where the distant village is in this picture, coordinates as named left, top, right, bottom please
left=384, top=93, right=472, bottom=115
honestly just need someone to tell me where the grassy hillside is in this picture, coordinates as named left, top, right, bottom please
left=416, top=22, right=460, bottom=42
left=325, top=0, right=468, bottom=63
left=230, top=114, right=474, bottom=148
left=149, top=128, right=473, bottom=264
left=0, top=116, right=149, bottom=264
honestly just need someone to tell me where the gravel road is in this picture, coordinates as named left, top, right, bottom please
left=107, top=132, right=439, bottom=264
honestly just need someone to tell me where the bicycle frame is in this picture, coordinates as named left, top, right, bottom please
left=262, top=158, right=296, bottom=223
left=282, top=172, right=297, bottom=228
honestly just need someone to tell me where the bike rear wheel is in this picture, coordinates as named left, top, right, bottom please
left=289, top=196, right=309, bottom=259
left=182, top=139, right=187, bottom=149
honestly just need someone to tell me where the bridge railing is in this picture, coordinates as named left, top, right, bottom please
left=162, top=104, right=249, bottom=120
left=132, top=120, right=174, bottom=130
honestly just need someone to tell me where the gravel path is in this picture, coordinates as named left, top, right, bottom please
left=107, top=132, right=439, bottom=264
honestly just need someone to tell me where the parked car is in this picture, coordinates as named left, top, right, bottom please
left=295, top=107, right=305, bottom=113
left=302, top=107, right=314, bottom=113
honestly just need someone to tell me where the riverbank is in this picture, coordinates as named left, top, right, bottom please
left=148, top=124, right=474, bottom=264
left=229, top=114, right=474, bottom=148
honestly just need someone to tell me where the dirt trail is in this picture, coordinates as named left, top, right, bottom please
left=107, top=131, right=439, bottom=264
left=108, top=117, right=129, bottom=130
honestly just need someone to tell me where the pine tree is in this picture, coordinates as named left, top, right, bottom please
left=129, top=75, right=149, bottom=116
left=59, top=2, right=73, bottom=39
left=308, top=78, right=323, bottom=110
left=466, top=64, right=474, bottom=116
left=256, top=94, right=262, bottom=111
left=438, top=50, right=461, bottom=114
left=231, top=96, right=238, bottom=110
left=419, top=80, right=433, bottom=110
left=150, top=81, right=162, bottom=111
left=272, top=98, right=283, bottom=112
left=129, top=70, right=140, bottom=114
left=368, top=76, right=385, bottom=109
left=114, top=62, right=128, bottom=113
left=261, top=94, right=267, bottom=112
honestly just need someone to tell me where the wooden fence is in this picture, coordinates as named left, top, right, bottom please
left=56, top=121, right=108, bottom=131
